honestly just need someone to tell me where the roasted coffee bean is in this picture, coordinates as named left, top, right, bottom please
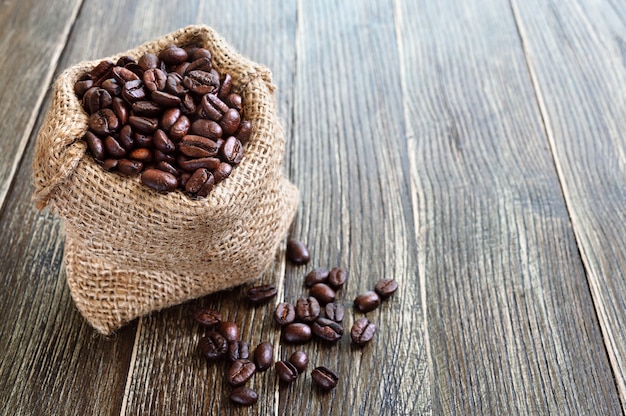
left=85, top=131, right=105, bottom=161
left=154, top=149, right=175, bottom=164
left=116, top=55, right=136, bottom=67
left=311, top=366, right=338, bottom=391
left=197, top=94, right=223, bottom=121
left=218, top=321, right=240, bottom=342
left=101, top=78, right=121, bottom=97
left=305, top=268, right=330, bottom=287
left=153, top=129, right=176, bottom=153
left=228, top=340, right=250, bottom=361
left=374, top=278, right=398, bottom=299
left=169, top=115, right=190, bottom=140
left=74, top=79, right=93, bottom=98
left=225, top=93, right=242, bottom=113
left=165, top=72, right=187, bottom=96
left=138, top=53, right=160, bottom=70
left=133, top=132, right=153, bottom=148
left=196, top=172, right=215, bottom=197
left=185, top=168, right=210, bottom=194
left=125, top=63, right=144, bottom=78
left=354, top=291, right=381, bottom=313
left=122, top=79, right=147, bottom=103
left=159, top=45, right=188, bottom=65
left=236, top=120, right=252, bottom=143
left=179, top=172, right=191, bottom=188
left=112, top=97, right=130, bottom=126
left=187, top=57, right=212, bottom=73
left=179, top=135, right=220, bottom=158
left=295, top=297, right=320, bottom=323
left=184, top=70, right=219, bottom=95
left=193, top=308, right=222, bottom=328
left=141, top=168, right=177, bottom=192
left=220, top=108, right=241, bottom=136
left=282, top=323, right=312, bottom=344
left=253, top=342, right=273, bottom=371
left=151, top=90, right=182, bottom=107
left=161, top=108, right=181, bottom=132
left=351, top=317, right=376, bottom=345
left=129, top=147, right=153, bottom=163
left=309, top=283, right=336, bottom=305
left=212, top=162, right=232, bottom=183
left=230, top=387, right=258, bottom=406
left=328, top=267, right=347, bottom=289
left=288, top=351, right=309, bottom=374
left=218, top=73, right=232, bottom=98
left=103, top=135, right=126, bottom=158
left=174, top=62, right=190, bottom=76
left=117, top=159, right=143, bottom=175
left=83, top=87, right=112, bottom=114
left=247, top=284, right=277, bottom=304
left=89, top=60, right=115, bottom=85
left=178, top=156, right=220, bottom=172
left=275, top=360, right=299, bottom=383
left=198, top=331, right=228, bottom=361
left=227, top=359, right=256, bottom=386
left=156, top=161, right=181, bottom=176
left=312, top=317, right=343, bottom=342
left=102, top=158, right=118, bottom=171
left=129, top=115, right=158, bottom=134
left=286, top=239, right=310, bottom=264
left=324, top=303, right=345, bottom=322
left=191, top=119, right=222, bottom=139
left=143, top=68, right=167, bottom=92
left=274, top=302, right=296, bottom=326
left=131, top=100, right=161, bottom=117
left=206, top=93, right=229, bottom=114
left=180, top=93, right=196, bottom=115
left=112, top=66, right=139, bottom=83
left=221, top=136, right=244, bottom=164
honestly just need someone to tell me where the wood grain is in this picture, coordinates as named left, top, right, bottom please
left=396, top=0, right=622, bottom=414
left=119, top=1, right=298, bottom=415
left=0, top=0, right=82, bottom=209
left=283, top=0, right=429, bottom=414
left=510, top=0, right=626, bottom=409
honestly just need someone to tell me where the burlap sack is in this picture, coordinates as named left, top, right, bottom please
left=31, top=25, right=299, bottom=335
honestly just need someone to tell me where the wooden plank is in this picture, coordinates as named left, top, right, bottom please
left=0, top=0, right=202, bottom=413
left=282, top=1, right=429, bottom=414
left=396, top=0, right=622, bottom=414
left=120, top=1, right=298, bottom=415
left=0, top=0, right=83, bottom=209
left=510, top=0, right=626, bottom=408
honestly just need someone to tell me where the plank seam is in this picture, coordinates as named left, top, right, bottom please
left=119, top=317, right=143, bottom=416
left=508, top=0, right=626, bottom=412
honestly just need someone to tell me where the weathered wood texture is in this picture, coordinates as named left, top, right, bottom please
left=511, top=0, right=626, bottom=408
left=0, top=0, right=82, bottom=208
left=396, top=0, right=622, bottom=414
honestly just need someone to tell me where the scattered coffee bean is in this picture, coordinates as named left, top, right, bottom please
left=351, top=317, right=376, bottom=346
left=288, top=351, right=309, bottom=374
left=324, top=303, right=345, bottom=322
left=230, top=387, right=258, bottom=406
left=309, top=283, right=336, bottom=305
left=312, top=317, right=343, bottom=342
left=253, top=342, right=273, bottom=371
left=227, top=359, right=256, bottom=386
left=311, top=366, right=339, bottom=391
left=305, top=268, right=330, bottom=287
left=295, top=296, right=321, bottom=323
left=327, top=267, right=348, bottom=289
left=193, top=308, right=222, bottom=328
left=282, top=323, right=312, bottom=344
left=275, top=360, right=299, bottom=383
left=228, top=340, right=250, bottom=361
left=274, top=302, right=296, bottom=326
left=218, top=321, right=240, bottom=342
left=247, top=284, right=277, bottom=304
left=198, top=331, right=228, bottom=361
left=374, top=278, right=398, bottom=299
left=286, top=239, right=310, bottom=264
left=354, top=291, right=381, bottom=313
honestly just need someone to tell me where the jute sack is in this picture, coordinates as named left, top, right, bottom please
left=31, top=25, right=299, bottom=335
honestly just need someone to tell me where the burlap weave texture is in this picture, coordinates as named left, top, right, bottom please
left=31, top=25, right=299, bottom=334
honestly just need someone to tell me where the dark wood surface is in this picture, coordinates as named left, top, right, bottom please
left=0, top=0, right=624, bottom=415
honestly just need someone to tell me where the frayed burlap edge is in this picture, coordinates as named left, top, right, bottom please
left=31, top=25, right=299, bottom=334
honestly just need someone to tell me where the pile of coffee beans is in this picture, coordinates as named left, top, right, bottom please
left=74, top=45, right=251, bottom=197
left=193, top=238, right=398, bottom=407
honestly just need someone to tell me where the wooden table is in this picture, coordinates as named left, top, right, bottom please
left=1, top=0, right=625, bottom=414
